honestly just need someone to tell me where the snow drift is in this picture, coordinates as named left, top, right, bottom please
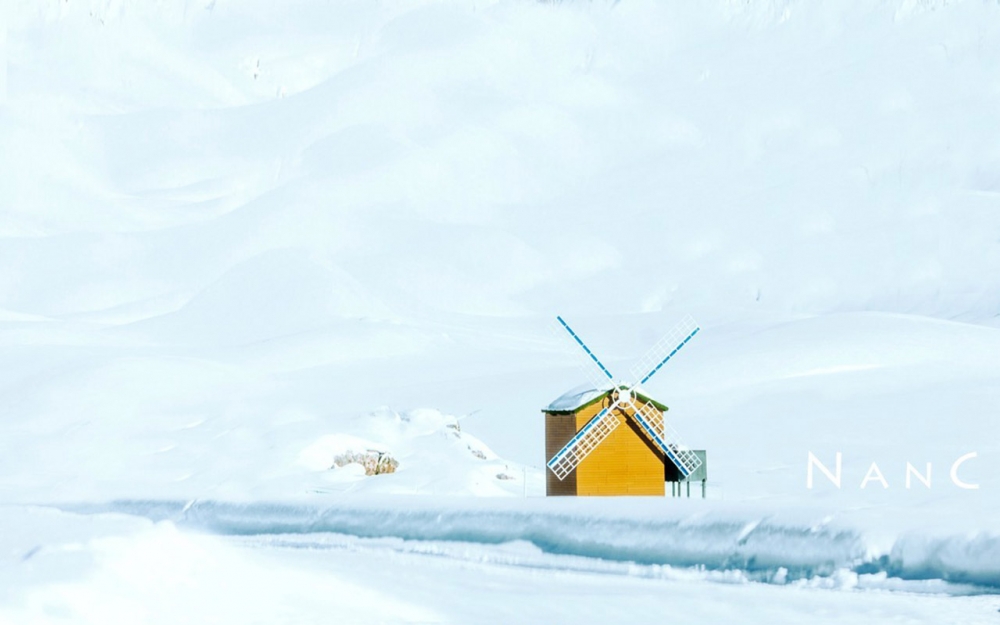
left=63, top=499, right=1000, bottom=590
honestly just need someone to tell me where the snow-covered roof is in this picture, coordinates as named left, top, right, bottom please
left=545, top=385, right=608, bottom=412
left=543, top=384, right=668, bottom=414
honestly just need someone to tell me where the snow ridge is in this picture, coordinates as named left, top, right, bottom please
left=65, top=500, right=1000, bottom=589
left=70, top=500, right=864, bottom=581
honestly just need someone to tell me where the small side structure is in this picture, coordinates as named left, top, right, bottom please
left=666, top=449, right=707, bottom=498
left=544, top=386, right=672, bottom=496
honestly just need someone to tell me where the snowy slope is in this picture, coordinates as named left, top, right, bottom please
left=7, top=0, right=1000, bottom=320
left=3, top=0, right=1000, bottom=620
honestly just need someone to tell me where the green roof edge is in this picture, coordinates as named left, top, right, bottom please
left=542, top=387, right=669, bottom=415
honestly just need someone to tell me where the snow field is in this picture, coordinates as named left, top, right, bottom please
left=5, top=0, right=1000, bottom=620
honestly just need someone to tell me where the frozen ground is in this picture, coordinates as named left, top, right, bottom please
left=4, top=0, right=1000, bottom=622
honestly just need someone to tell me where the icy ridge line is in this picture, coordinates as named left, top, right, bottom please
left=60, top=499, right=999, bottom=588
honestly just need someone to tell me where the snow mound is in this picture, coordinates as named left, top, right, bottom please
left=297, top=408, right=540, bottom=497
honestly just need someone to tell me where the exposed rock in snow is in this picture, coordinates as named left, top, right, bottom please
left=332, top=450, right=399, bottom=476
left=297, top=434, right=389, bottom=473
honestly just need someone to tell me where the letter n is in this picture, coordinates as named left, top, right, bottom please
left=905, top=462, right=932, bottom=489
left=807, top=452, right=842, bottom=489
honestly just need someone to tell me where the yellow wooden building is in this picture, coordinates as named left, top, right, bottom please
left=544, top=386, right=671, bottom=496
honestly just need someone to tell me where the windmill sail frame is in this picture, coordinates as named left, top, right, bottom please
left=548, top=315, right=702, bottom=482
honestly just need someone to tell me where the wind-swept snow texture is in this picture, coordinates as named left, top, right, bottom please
left=7, top=0, right=1000, bottom=318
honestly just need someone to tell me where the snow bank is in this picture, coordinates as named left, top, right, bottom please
left=883, top=533, right=1000, bottom=588
left=8, top=506, right=991, bottom=624
left=63, top=499, right=1000, bottom=590
left=72, top=499, right=865, bottom=582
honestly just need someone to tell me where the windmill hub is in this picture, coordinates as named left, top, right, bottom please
left=614, top=387, right=633, bottom=405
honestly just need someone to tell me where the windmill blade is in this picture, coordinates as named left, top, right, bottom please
left=629, top=315, right=700, bottom=385
left=556, top=316, right=615, bottom=391
left=632, top=400, right=703, bottom=478
left=547, top=404, right=622, bottom=480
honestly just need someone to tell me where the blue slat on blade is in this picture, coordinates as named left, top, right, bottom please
left=630, top=409, right=691, bottom=477
left=639, top=327, right=700, bottom=385
left=557, top=316, right=614, bottom=382
left=547, top=406, right=610, bottom=468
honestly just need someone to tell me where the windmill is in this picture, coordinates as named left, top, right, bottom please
left=544, top=315, right=703, bottom=496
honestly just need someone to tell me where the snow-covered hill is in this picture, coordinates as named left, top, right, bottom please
left=7, top=0, right=1000, bottom=320
left=3, top=0, right=1000, bottom=620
